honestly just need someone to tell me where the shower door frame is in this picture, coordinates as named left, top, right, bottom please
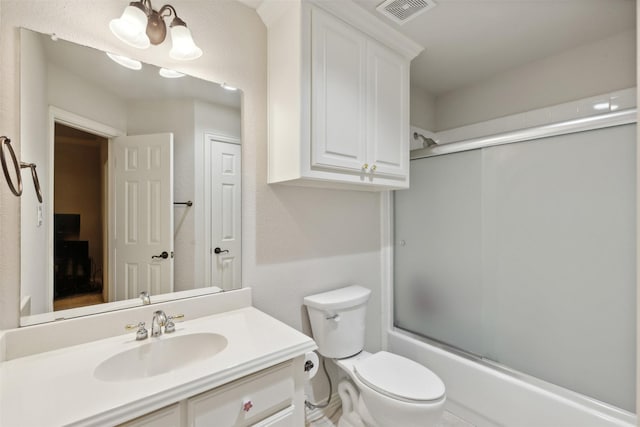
left=381, top=105, right=637, bottom=345
left=379, top=98, right=638, bottom=425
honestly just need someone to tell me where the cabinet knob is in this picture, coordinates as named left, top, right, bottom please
left=242, top=399, right=253, bottom=412
left=362, top=163, right=369, bottom=170
left=371, top=164, right=377, bottom=172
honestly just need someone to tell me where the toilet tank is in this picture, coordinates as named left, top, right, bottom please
left=304, top=285, right=371, bottom=359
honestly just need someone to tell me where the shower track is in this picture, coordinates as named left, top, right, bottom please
left=411, top=108, right=636, bottom=160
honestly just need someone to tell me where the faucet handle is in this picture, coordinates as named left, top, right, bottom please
left=125, top=322, right=148, bottom=340
left=164, top=314, right=185, bottom=333
left=139, top=291, right=151, bottom=305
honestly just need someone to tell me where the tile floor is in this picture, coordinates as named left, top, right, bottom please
left=307, top=409, right=475, bottom=427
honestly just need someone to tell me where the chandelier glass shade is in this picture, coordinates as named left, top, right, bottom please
left=110, top=1, right=202, bottom=60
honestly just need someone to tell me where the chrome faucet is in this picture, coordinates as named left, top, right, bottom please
left=151, top=310, right=167, bottom=337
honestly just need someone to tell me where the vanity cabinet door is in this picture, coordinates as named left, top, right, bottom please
left=187, top=362, right=294, bottom=427
left=366, top=39, right=409, bottom=179
left=119, top=403, right=182, bottom=427
left=310, top=7, right=409, bottom=182
left=311, top=7, right=368, bottom=173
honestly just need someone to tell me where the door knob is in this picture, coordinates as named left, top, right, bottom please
left=214, top=247, right=229, bottom=254
left=152, top=251, right=169, bottom=259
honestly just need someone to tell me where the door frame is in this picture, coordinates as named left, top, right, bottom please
left=47, top=107, right=124, bottom=310
left=198, top=132, right=241, bottom=288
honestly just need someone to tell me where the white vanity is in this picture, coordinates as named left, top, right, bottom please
left=0, top=289, right=316, bottom=426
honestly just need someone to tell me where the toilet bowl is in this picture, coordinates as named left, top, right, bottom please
left=335, top=351, right=445, bottom=427
left=304, top=285, right=446, bottom=427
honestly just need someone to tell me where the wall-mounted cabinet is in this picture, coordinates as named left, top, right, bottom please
left=259, top=0, right=422, bottom=191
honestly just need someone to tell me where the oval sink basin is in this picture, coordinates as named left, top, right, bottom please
left=94, top=332, right=228, bottom=381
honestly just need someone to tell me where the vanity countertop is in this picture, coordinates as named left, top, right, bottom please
left=0, top=307, right=316, bottom=427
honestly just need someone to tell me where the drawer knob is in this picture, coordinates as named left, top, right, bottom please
left=242, top=400, right=253, bottom=412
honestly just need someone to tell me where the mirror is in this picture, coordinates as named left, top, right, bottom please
left=19, top=28, right=242, bottom=325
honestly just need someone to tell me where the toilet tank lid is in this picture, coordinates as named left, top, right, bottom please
left=304, top=285, right=371, bottom=310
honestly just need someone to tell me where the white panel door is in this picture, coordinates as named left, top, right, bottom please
left=111, top=133, right=174, bottom=301
left=311, top=7, right=367, bottom=172
left=366, top=40, right=409, bottom=178
left=211, top=140, right=241, bottom=291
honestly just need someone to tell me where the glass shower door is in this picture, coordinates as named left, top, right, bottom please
left=394, top=124, right=636, bottom=412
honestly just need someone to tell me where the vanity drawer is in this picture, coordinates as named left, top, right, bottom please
left=251, top=405, right=295, bottom=426
left=187, top=361, right=294, bottom=427
left=119, top=403, right=182, bottom=427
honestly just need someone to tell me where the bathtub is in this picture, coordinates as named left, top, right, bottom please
left=387, top=329, right=636, bottom=427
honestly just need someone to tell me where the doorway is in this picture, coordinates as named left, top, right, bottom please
left=53, top=123, right=108, bottom=310
left=205, top=134, right=242, bottom=291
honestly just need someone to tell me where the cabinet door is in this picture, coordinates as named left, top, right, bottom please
left=366, top=40, right=409, bottom=178
left=250, top=405, right=295, bottom=426
left=311, top=7, right=368, bottom=173
left=187, top=363, right=294, bottom=427
left=119, top=403, right=182, bottom=427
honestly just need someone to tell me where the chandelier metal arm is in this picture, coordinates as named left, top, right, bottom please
left=139, top=0, right=154, bottom=15
left=143, top=1, right=177, bottom=45
left=158, top=4, right=177, bottom=19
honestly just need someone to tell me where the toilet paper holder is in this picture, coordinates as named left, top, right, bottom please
left=304, top=359, right=315, bottom=372
left=303, top=351, right=319, bottom=379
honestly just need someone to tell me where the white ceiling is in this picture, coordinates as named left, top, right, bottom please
left=353, top=0, right=636, bottom=95
left=42, top=1, right=637, bottom=101
left=37, top=31, right=241, bottom=109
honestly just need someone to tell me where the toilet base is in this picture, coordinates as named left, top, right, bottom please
left=337, top=379, right=376, bottom=427
left=338, top=412, right=365, bottom=427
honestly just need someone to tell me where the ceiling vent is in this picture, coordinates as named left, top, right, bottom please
left=376, top=0, right=437, bottom=25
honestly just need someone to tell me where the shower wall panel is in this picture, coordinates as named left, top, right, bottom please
left=394, top=124, right=636, bottom=412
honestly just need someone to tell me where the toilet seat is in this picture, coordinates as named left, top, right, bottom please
left=353, top=351, right=445, bottom=403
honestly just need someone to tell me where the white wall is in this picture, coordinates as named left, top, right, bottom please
left=47, top=63, right=127, bottom=131
left=410, top=84, right=436, bottom=131
left=127, top=99, right=197, bottom=292
left=0, top=0, right=21, bottom=329
left=19, top=28, right=48, bottom=315
left=19, top=39, right=128, bottom=317
left=127, top=98, right=242, bottom=292
left=193, top=100, right=241, bottom=288
left=0, top=0, right=383, bottom=404
left=194, top=100, right=241, bottom=139
left=636, top=2, right=640, bottom=418
left=434, top=29, right=637, bottom=130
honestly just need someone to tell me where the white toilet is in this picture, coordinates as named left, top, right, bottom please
left=304, top=285, right=446, bottom=427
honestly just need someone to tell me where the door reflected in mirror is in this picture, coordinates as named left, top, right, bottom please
left=20, top=28, right=242, bottom=325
